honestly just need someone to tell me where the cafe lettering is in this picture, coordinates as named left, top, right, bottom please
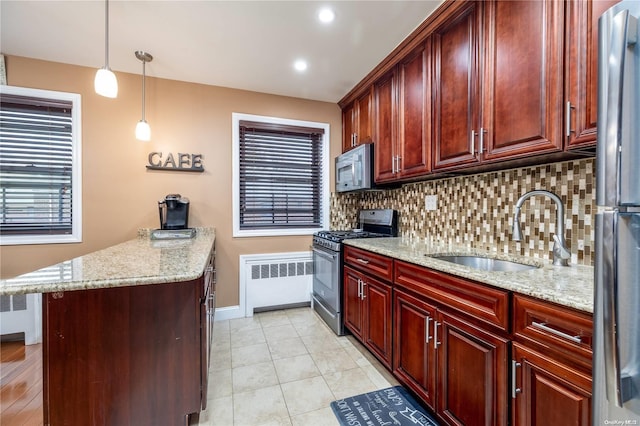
left=147, top=152, right=204, bottom=172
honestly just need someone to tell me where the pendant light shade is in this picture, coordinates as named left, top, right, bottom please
left=135, top=51, right=153, bottom=141
left=94, top=68, right=118, bottom=98
left=95, top=0, right=118, bottom=98
left=136, top=120, right=151, bottom=141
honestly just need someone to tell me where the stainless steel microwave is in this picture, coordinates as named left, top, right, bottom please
left=335, top=143, right=374, bottom=193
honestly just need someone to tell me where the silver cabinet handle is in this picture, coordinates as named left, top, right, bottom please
left=531, top=321, right=582, bottom=344
left=396, top=156, right=402, bottom=173
left=511, top=359, right=522, bottom=398
left=361, top=281, right=367, bottom=300
left=354, top=133, right=358, bottom=146
left=425, top=316, right=432, bottom=344
left=470, top=129, right=477, bottom=154
left=357, top=278, right=362, bottom=298
left=479, top=127, right=486, bottom=154
left=434, top=321, right=441, bottom=349
left=566, top=101, right=574, bottom=137
left=356, top=258, right=370, bottom=265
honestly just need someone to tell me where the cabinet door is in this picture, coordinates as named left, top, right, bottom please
left=393, top=288, right=437, bottom=410
left=356, top=88, right=374, bottom=146
left=512, top=343, right=592, bottom=426
left=342, top=104, right=356, bottom=152
left=343, top=266, right=364, bottom=339
left=374, top=69, right=398, bottom=183
left=432, top=1, right=482, bottom=171
left=398, top=40, right=432, bottom=179
left=565, top=0, right=619, bottom=149
left=363, top=276, right=393, bottom=368
left=437, top=311, right=509, bottom=426
left=482, top=0, right=564, bottom=161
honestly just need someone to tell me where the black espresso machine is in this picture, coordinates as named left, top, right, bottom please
left=158, top=194, right=190, bottom=230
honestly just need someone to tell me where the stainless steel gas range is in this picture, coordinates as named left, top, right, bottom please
left=311, top=209, right=398, bottom=335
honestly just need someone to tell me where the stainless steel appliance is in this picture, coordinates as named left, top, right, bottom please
left=158, top=194, right=190, bottom=230
left=312, top=209, right=398, bottom=335
left=594, top=1, right=640, bottom=421
left=335, top=143, right=374, bottom=193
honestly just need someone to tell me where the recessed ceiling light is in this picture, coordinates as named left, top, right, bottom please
left=318, top=7, right=335, bottom=24
left=294, top=59, right=308, bottom=72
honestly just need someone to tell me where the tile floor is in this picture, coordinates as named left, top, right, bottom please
left=195, top=307, right=399, bottom=426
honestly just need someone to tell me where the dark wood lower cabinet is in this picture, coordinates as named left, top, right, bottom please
left=43, top=278, right=206, bottom=426
left=393, top=287, right=508, bottom=425
left=343, top=265, right=393, bottom=368
left=512, top=343, right=592, bottom=426
left=437, top=311, right=508, bottom=426
left=393, top=288, right=437, bottom=409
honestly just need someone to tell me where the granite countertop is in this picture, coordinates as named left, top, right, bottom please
left=344, top=237, right=594, bottom=313
left=0, top=227, right=216, bottom=296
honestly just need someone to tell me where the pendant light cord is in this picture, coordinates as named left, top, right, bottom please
left=141, top=60, right=146, bottom=121
left=104, top=0, right=110, bottom=68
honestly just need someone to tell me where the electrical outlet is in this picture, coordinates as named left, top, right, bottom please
left=425, top=195, right=437, bottom=211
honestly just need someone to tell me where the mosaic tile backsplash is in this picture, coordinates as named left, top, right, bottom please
left=331, top=158, right=596, bottom=266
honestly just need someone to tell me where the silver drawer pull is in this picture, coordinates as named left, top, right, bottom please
left=356, top=258, right=370, bottom=264
left=532, top=321, right=582, bottom=344
left=511, top=360, right=522, bottom=399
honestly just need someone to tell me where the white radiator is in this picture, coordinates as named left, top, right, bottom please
left=240, top=251, right=313, bottom=317
left=0, top=293, right=41, bottom=344
left=1, top=261, right=72, bottom=344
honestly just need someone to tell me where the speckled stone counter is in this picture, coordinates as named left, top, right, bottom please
left=344, top=237, right=594, bottom=313
left=0, top=227, right=215, bottom=296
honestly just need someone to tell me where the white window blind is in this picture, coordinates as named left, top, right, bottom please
left=0, top=86, right=81, bottom=244
left=238, top=120, right=325, bottom=231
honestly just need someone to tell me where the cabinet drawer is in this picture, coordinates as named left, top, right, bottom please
left=394, top=260, right=509, bottom=332
left=513, top=295, right=592, bottom=370
left=344, top=246, right=393, bottom=282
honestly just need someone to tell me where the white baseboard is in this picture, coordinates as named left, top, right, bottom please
left=214, top=305, right=244, bottom=321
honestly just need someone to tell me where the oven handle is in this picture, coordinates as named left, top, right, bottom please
left=311, top=245, right=340, bottom=261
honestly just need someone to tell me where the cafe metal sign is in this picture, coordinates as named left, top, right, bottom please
left=146, top=152, right=204, bottom=172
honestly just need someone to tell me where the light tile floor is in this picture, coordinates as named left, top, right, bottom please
left=195, top=307, right=399, bottom=426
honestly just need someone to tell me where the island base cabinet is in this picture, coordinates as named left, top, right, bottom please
left=43, top=280, right=202, bottom=426
left=511, top=343, right=592, bottom=426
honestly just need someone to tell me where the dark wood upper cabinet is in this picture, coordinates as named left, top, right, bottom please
left=374, top=69, right=398, bottom=182
left=375, top=41, right=432, bottom=183
left=342, top=87, right=374, bottom=152
left=565, top=0, right=620, bottom=150
left=398, top=40, right=432, bottom=179
left=482, top=0, right=564, bottom=161
left=432, top=1, right=482, bottom=171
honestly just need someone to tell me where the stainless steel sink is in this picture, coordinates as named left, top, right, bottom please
left=430, top=255, right=539, bottom=272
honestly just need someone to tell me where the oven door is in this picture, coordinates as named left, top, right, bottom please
left=312, top=245, right=340, bottom=310
left=312, top=244, right=344, bottom=334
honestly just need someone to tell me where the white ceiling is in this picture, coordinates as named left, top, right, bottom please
left=0, top=0, right=443, bottom=103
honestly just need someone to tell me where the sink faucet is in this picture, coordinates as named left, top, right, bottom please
left=512, top=190, right=570, bottom=266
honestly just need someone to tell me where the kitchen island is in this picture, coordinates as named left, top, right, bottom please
left=0, top=228, right=216, bottom=426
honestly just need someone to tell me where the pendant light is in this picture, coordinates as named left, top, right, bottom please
left=135, top=51, right=153, bottom=141
left=94, top=0, right=118, bottom=98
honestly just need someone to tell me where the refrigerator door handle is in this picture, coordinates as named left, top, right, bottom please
left=598, top=9, right=638, bottom=207
left=597, top=212, right=624, bottom=406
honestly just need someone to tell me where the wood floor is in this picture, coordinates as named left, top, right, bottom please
left=0, top=340, right=43, bottom=426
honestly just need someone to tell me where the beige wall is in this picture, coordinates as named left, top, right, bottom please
left=0, top=56, right=342, bottom=307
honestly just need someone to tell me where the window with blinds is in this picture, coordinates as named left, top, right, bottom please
left=233, top=113, right=329, bottom=237
left=0, top=86, right=82, bottom=245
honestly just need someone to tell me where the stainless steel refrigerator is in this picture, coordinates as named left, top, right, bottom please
left=594, top=0, right=640, bottom=422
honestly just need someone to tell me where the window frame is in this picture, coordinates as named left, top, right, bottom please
left=232, top=112, right=329, bottom=238
left=0, top=85, right=82, bottom=245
